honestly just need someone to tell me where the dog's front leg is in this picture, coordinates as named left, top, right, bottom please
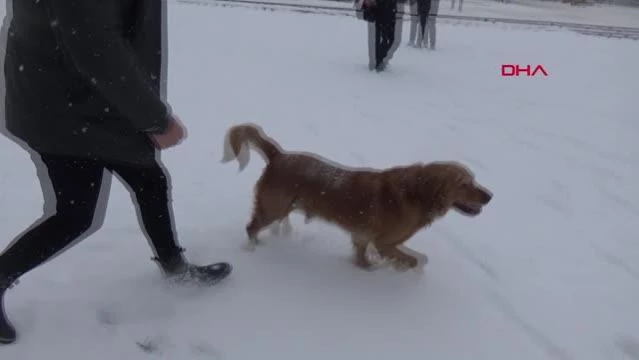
left=351, top=233, right=375, bottom=270
left=243, top=237, right=260, bottom=252
left=245, top=220, right=262, bottom=252
left=397, top=245, right=428, bottom=272
left=375, top=243, right=420, bottom=271
left=397, top=245, right=428, bottom=266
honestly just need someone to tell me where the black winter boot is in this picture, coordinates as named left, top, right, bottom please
left=0, top=277, right=17, bottom=345
left=153, top=249, right=232, bottom=286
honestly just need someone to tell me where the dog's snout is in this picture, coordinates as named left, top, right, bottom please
left=481, top=189, right=493, bottom=204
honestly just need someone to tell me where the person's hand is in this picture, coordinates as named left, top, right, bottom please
left=150, top=114, right=187, bottom=149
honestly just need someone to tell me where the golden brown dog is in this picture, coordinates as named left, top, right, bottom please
left=221, top=123, right=493, bottom=271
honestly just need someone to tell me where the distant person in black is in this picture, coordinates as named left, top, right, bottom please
left=408, top=0, right=437, bottom=49
left=357, top=0, right=403, bottom=72
left=0, top=0, right=232, bottom=345
left=408, top=0, right=428, bottom=47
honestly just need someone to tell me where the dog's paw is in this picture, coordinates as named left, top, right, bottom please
left=353, top=257, right=377, bottom=271
left=243, top=239, right=260, bottom=252
left=389, top=256, right=422, bottom=273
left=364, top=243, right=383, bottom=263
left=415, top=253, right=428, bottom=269
left=391, top=261, right=411, bottom=273
left=413, top=261, right=427, bottom=274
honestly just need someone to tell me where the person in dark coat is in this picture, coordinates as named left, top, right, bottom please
left=408, top=0, right=438, bottom=49
left=360, top=0, right=403, bottom=72
left=417, top=0, right=431, bottom=48
left=0, top=0, right=232, bottom=345
left=408, top=0, right=430, bottom=48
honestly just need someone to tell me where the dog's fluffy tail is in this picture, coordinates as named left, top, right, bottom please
left=221, top=123, right=283, bottom=171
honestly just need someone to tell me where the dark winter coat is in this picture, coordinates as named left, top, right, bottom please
left=375, top=0, right=400, bottom=23
left=416, top=0, right=431, bottom=15
left=3, top=0, right=171, bottom=166
left=356, top=0, right=402, bottom=23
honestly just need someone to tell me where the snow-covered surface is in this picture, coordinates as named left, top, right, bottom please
left=187, top=0, right=639, bottom=28
left=1, top=1, right=639, bottom=359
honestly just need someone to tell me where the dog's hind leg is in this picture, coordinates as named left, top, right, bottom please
left=245, top=190, right=295, bottom=251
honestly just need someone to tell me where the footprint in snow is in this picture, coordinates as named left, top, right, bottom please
left=191, top=342, right=224, bottom=359
left=136, top=336, right=223, bottom=359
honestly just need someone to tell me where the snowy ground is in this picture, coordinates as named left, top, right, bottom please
left=1, top=1, right=639, bottom=360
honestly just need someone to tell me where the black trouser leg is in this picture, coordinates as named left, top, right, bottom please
left=0, top=154, right=183, bottom=281
left=106, top=161, right=183, bottom=261
left=419, top=13, right=427, bottom=45
left=375, top=15, right=396, bottom=68
left=0, top=155, right=104, bottom=281
left=375, top=20, right=383, bottom=67
left=384, top=16, right=396, bottom=57
left=0, top=153, right=229, bottom=344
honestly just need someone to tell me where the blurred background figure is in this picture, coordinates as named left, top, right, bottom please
left=357, top=0, right=404, bottom=72
left=407, top=0, right=419, bottom=46
left=370, top=0, right=398, bottom=71
left=451, top=0, right=463, bottom=12
left=408, top=0, right=432, bottom=49
left=424, top=0, right=440, bottom=50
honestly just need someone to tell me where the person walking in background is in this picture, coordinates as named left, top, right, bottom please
left=357, top=0, right=403, bottom=72
left=0, top=0, right=232, bottom=345
left=408, top=0, right=439, bottom=50
left=409, top=0, right=431, bottom=48
left=424, top=0, right=440, bottom=50
left=451, top=0, right=463, bottom=12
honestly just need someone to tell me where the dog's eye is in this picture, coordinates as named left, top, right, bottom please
left=460, top=182, right=473, bottom=189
